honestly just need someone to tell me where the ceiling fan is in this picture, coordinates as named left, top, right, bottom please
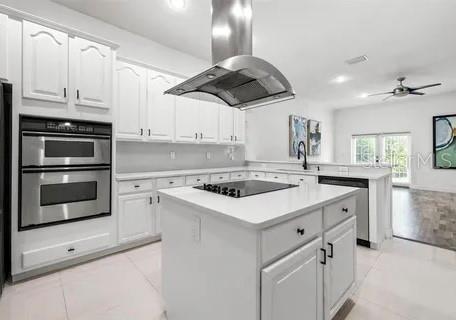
left=369, top=77, right=442, bottom=101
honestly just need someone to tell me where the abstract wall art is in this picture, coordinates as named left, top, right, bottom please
left=289, top=115, right=307, bottom=157
left=434, top=114, right=456, bottom=169
left=308, top=120, right=322, bottom=156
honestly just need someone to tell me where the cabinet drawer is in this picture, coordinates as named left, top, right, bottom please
left=118, top=179, right=153, bottom=194
left=261, top=209, right=322, bottom=263
left=289, top=175, right=317, bottom=185
left=324, top=196, right=356, bottom=229
left=230, top=171, right=248, bottom=180
left=210, top=172, right=230, bottom=182
left=186, top=174, right=209, bottom=185
left=22, top=233, right=111, bottom=269
left=156, top=176, right=185, bottom=189
left=249, top=171, right=266, bottom=179
left=265, top=172, right=288, bottom=182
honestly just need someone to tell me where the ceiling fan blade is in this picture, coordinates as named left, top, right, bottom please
left=410, top=83, right=442, bottom=91
left=368, top=91, right=394, bottom=97
left=383, top=95, right=394, bottom=101
left=409, top=91, right=425, bottom=95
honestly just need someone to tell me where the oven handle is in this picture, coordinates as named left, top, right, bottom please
left=22, top=131, right=111, bottom=140
left=22, top=166, right=111, bottom=174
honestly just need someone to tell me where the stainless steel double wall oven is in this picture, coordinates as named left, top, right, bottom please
left=19, top=116, right=112, bottom=230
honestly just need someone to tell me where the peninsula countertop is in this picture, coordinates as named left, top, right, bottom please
left=158, top=183, right=359, bottom=229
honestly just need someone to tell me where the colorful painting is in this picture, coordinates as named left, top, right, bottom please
left=308, top=120, right=322, bottom=156
left=289, top=115, right=307, bottom=157
left=434, top=115, right=456, bottom=169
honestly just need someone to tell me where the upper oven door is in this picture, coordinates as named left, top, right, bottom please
left=22, top=132, right=111, bottom=167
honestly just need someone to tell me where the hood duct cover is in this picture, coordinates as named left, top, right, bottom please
left=164, top=0, right=295, bottom=110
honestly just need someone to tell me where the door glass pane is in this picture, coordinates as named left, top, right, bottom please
left=352, top=136, right=377, bottom=164
left=382, top=135, right=410, bottom=184
left=40, top=181, right=97, bottom=206
left=45, top=140, right=94, bottom=157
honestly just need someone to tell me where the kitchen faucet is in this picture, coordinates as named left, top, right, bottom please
left=297, top=141, right=308, bottom=170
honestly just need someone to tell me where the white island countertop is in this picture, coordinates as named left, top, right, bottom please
left=158, top=184, right=359, bottom=229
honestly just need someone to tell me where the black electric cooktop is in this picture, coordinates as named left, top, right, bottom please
left=194, top=180, right=298, bottom=198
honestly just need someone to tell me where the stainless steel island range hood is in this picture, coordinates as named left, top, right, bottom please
left=164, top=0, right=295, bottom=110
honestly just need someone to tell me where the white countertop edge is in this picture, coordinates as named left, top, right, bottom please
left=157, top=187, right=361, bottom=230
left=247, top=159, right=392, bottom=169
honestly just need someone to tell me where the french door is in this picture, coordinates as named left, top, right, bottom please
left=352, top=133, right=411, bottom=185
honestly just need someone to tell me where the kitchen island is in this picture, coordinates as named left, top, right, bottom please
left=158, top=182, right=360, bottom=320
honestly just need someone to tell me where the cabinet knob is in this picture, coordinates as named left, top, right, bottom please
left=134, top=185, right=140, bottom=188
left=297, top=228, right=305, bottom=236
left=169, top=181, right=174, bottom=184
left=342, top=208, right=349, bottom=213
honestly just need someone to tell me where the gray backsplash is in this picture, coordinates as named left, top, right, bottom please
left=116, top=141, right=246, bottom=173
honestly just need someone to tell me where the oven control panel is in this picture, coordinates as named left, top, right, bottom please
left=46, top=121, right=94, bottom=133
left=21, top=116, right=112, bottom=136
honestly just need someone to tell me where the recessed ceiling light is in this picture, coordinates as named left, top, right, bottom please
left=168, top=0, right=186, bottom=11
left=358, top=93, right=369, bottom=99
left=331, top=75, right=351, bottom=84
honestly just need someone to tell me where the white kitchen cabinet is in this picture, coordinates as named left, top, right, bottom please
left=175, top=94, right=200, bottom=143
left=146, top=70, right=176, bottom=141
left=289, top=174, right=317, bottom=185
left=198, top=100, right=219, bottom=143
left=0, top=13, right=8, bottom=81
left=115, top=61, right=146, bottom=140
left=72, top=37, right=112, bottom=109
left=262, top=237, right=323, bottom=320
left=324, top=216, right=357, bottom=320
left=219, top=106, right=234, bottom=144
left=118, top=193, right=155, bottom=243
left=233, top=108, right=246, bottom=144
left=22, top=21, right=68, bottom=103
left=265, top=172, right=289, bottom=183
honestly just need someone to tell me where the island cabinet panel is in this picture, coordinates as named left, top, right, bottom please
left=22, top=21, right=69, bottom=103
left=72, top=37, right=112, bottom=109
left=146, top=71, right=176, bottom=141
left=115, top=61, right=147, bottom=140
left=118, top=192, right=155, bottom=243
left=324, top=216, right=357, bottom=320
left=261, top=209, right=322, bottom=264
left=262, top=237, right=324, bottom=320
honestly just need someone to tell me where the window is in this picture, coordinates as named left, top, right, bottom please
left=352, top=133, right=411, bottom=185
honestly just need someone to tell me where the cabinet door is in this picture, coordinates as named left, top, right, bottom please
left=262, top=237, right=323, bottom=320
left=324, top=216, right=357, bottom=320
left=118, top=193, right=155, bottom=243
left=175, top=94, right=199, bottom=143
left=198, top=101, right=219, bottom=143
left=233, top=108, right=245, bottom=144
left=0, top=13, right=8, bottom=81
left=219, top=106, right=234, bottom=144
left=23, top=21, right=68, bottom=103
left=115, top=61, right=146, bottom=140
left=146, top=70, right=175, bottom=141
left=72, top=37, right=112, bottom=109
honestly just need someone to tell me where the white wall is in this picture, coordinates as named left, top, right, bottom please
left=334, top=91, right=456, bottom=193
left=245, top=97, right=334, bottom=162
left=0, top=0, right=209, bottom=76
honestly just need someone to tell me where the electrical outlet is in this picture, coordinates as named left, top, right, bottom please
left=191, top=215, right=201, bottom=243
left=170, top=151, right=176, bottom=160
left=206, top=152, right=211, bottom=160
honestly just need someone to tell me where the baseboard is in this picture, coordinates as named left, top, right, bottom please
left=11, top=235, right=161, bottom=283
left=410, top=184, right=456, bottom=194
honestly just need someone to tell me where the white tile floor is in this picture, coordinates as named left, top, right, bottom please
left=1, top=238, right=455, bottom=320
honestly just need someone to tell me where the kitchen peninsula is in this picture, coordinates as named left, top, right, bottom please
left=159, top=181, right=360, bottom=320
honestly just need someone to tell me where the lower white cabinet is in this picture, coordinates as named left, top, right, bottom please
left=118, top=192, right=155, bottom=243
left=262, top=237, right=323, bottom=320
left=324, top=216, right=357, bottom=320
left=289, top=174, right=317, bottom=185
left=265, top=172, right=289, bottom=183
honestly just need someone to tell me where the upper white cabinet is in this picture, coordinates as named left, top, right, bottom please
left=324, top=216, right=357, bottom=320
left=262, top=237, right=323, bottom=320
left=115, top=61, right=146, bottom=140
left=0, top=13, right=8, bottom=81
left=146, top=71, right=176, bottom=141
left=198, top=100, right=219, bottom=143
left=175, top=94, right=200, bottom=143
left=219, top=106, right=234, bottom=144
left=72, top=37, right=112, bottom=109
left=22, top=21, right=68, bottom=103
left=234, top=108, right=246, bottom=144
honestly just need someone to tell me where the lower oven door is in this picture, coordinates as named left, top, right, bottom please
left=20, top=166, right=111, bottom=230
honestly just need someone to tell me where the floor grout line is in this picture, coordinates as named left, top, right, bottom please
left=123, top=253, right=162, bottom=294
left=58, top=272, right=71, bottom=320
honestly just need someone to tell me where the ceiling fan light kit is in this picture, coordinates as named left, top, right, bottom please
left=368, top=76, right=442, bottom=101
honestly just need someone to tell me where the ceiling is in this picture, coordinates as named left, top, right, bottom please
left=53, top=0, right=456, bottom=109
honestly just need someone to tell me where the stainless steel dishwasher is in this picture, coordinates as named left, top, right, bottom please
left=318, top=176, right=370, bottom=247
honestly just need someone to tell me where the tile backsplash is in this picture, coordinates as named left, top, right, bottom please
left=116, top=141, right=246, bottom=173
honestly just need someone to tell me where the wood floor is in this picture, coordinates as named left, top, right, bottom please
left=393, top=187, right=456, bottom=251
